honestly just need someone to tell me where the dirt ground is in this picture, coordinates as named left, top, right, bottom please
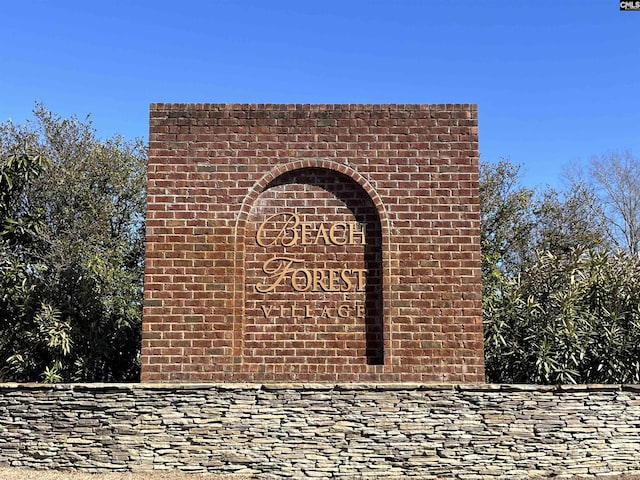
left=0, top=469, right=251, bottom=479
left=2, top=468, right=640, bottom=480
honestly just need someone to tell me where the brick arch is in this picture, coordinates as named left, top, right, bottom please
left=232, top=159, right=391, bottom=367
left=236, top=159, right=389, bottom=226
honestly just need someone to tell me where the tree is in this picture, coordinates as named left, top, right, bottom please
left=532, top=182, right=610, bottom=255
left=482, top=157, right=640, bottom=384
left=588, top=150, right=640, bottom=254
left=0, top=105, right=146, bottom=382
left=480, top=159, right=535, bottom=297
left=0, top=144, right=51, bottom=380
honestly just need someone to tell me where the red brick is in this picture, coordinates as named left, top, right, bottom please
left=142, top=104, right=484, bottom=383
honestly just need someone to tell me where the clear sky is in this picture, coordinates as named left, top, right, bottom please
left=1, top=0, right=638, bottom=189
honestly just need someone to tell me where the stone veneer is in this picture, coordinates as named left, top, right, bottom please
left=1, top=383, right=640, bottom=478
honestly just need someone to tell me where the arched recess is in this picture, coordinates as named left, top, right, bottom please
left=232, top=159, right=390, bottom=367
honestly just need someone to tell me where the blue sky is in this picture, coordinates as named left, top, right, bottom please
left=1, top=0, right=638, bottom=189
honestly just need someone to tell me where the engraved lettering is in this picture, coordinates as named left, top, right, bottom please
left=256, top=212, right=366, bottom=247
left=257, top=301, right=365, bottom=319
left=314, top=223, right=330, bottom=245
left=256, top=262, right=367, bottom=293
left=300, top=221, right=313, bottom=245
left=256, top=213, right=299, bottom=247
left=340, top=269, right=354, bottom=291
left=329, top=223, right=348, bottom=245
left=355, top=269, right=366, bottom=291
left=291, top=268, right=312, bottom=292
left=329, top=269, right=341, bottom=291
left=313, top=269, right=328, bottom=291
left=349, top=222, right=366, bottom=245
left=255, top=256, right=304, bottom=293
left=255, top=212, right=368, bottom=296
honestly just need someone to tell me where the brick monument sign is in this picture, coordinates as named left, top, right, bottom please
left=142, top=104, right=484, bottom=383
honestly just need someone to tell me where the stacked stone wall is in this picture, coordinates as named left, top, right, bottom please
left=1, top=383, right=640, bottom=478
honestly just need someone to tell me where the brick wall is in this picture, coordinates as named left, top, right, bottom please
left=142, top=104, right=483, bottom=382
left=2, top=383, right=640, bottom=478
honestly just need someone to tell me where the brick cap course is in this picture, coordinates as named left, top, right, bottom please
left=149, top=102, right=479, bottom=111
left=0, top=382, right=634, bottom=393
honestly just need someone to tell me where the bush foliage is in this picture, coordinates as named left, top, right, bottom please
left=482, top=159, right=640, bottom=384
left=0, top=106, right=146, bottom=382
left=1, top=107, right=639, bottom=384
left=484, top=248, right=640, bottom=384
